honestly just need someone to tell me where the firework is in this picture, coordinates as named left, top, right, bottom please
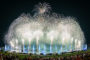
left=4, top=3, right=86, bottom=54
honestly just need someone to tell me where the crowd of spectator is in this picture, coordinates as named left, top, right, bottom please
left=0, top=52, right=90, bottom=60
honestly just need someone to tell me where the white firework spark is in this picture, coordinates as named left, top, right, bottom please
left=34, top=2, right=51, bottom=15
left=4, top=3, right=86, bottom=53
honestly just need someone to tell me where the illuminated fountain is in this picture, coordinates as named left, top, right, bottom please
left=4, top=3, right=87, bottom=54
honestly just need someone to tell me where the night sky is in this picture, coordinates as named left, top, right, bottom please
left=0, top=0, right=90, bottom=47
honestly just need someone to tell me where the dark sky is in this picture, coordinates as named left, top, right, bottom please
left=0, top=0, right=90, bottom=47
